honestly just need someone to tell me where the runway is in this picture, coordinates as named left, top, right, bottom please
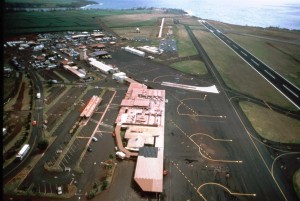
left=200, top=20, right=300, bottom=110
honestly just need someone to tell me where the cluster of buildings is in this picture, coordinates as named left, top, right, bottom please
left=114, top=82, right=166, bottom=193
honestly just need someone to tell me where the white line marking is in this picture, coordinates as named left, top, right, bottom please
left=283, top=84, right=299, bottom=98
left=251, top=59, right=259, bottom=66
left=264, top=70, right=276, bottom=79
left=241, top=51, right=247, bottom=56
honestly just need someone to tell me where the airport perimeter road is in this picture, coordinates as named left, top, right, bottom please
left=200, top=20, right=300, bottom=109
left=3, top=69, right=44, bottom=181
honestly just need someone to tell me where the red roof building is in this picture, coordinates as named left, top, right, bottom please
left=80, top=96, right=102, bottom=118
left=114, top=82, right=165, bottom=193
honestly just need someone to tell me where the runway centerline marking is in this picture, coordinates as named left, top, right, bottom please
left=283, top=84, right=299, bottom=98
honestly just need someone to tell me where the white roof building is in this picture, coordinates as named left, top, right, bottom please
left=89, top=58, right=113, bottom=74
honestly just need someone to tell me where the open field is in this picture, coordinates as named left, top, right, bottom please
left=112, top=26, right=158, bottom=40
left=5, top=0, right=94, bottom=8
left=174, top=24, right=197, bottom=58
left=240, top=101, right=300, bottom=143
left=4, top=10, right=156, bottom=35
left=209, top=20, right=300, bottom=41
left=191, top=25, right=295, bottom=109
left=101, top=13, right=171, bottom=28
left=170, top=60, right=207, bottom=75
left=226, top=33, right=300, bottom=88
left=294, top=169, right=300, bottom=200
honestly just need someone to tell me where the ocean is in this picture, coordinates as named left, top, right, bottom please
left=81, top=0, right=300, bottom=30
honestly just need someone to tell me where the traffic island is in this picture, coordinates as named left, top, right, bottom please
left=87, top=159, right=117, bottom=200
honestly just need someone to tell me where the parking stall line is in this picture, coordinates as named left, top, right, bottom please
left=69, top=146, right=76, bottom=153
left=65, top=153, right=71, bottom=160
left=63, top=157, right=69, bottom=164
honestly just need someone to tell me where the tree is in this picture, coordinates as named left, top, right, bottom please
left=101, top=180, right=109, bottom=190
left=37, top=139, right=49, bottom=151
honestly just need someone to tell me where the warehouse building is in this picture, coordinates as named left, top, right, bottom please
left=63, top=65, right=86, bottom=78
left=123, top=46, right=145, bottom=57
left=88, top=58, right=114, bottom=74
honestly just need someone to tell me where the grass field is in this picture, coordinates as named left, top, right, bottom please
left=226, top=33, right=300, bottom=88
left=192, top=26, right=296, bottom=110
left=101, top=13, right=170, bottom=28
left=240, top=101, right=300, bottom=143
left=174, top=25, right=197, bottom=58
left=171, top=60, right=207, bottom=75
left=4, top=10, right=155, bottom=35
left=294, top=169, right=300, bottom=200
left=5, top=0, right=93, bottom=8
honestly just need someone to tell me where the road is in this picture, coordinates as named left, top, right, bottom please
left=3, top=68, right=44, bottom=181
left=200, top=20, right=300, bottom=110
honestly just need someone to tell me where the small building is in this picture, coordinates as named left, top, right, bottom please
left=80, top=96, right=102, bottom=118
left=89, top=50, right=108, bottom=58
left=90, top=43, right=106, bottom=50
left=79, top=48, right=88, bottom=60
left=112, top=72, right=128, bottom=83
left=64, top=65, right=86, bottom=78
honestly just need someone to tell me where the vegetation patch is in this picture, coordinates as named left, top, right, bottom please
left=87, top=159, right=116, bottom=199
left=293, top=169, right=300, bottom=200
left=227, top=33, right=300, bottom=88
left=193, top=27, right=296, bottom=110
left=240, top=101, right=300, bottom=143
left=171, top=60, right=207, bottom=75
left=5, top=0, right=96, bottom=8
left=173, top=25, right=197, bottom=57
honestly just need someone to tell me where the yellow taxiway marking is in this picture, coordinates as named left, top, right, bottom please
left=176, top=98, right=225, bottom=118
left=190, top=133, right=233, bottom=142
left=170, top=160, right=199, bottom=194
left=197, top=182, right=256, bottom=200
left=171, top=120, right=242, bottom=164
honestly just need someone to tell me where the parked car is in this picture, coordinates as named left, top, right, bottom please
left=92, top=137, right=98, bottom=142
left=87, top=147, right=92, bottom=152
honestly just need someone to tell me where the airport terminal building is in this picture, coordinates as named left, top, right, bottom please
left=114, top=83, right=165, bottom=192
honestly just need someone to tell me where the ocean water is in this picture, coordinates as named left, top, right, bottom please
left=82, top=0, right=300, bottom=30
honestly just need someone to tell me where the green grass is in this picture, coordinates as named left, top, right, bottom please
left=101, top=12, right=163, bottom=28
left=174, top=25, right=198, bottom=58
left=4, top=10, right=155, bottom=35
left=240, top=101, right=300, bottom=143
left=227, top=34, right=300, bottom=88
left=192, top=27, right=296, bottom=110
left=171, top=60, right=207, bottom=75
left=6, top=0, right=78, bottom=3
left=5, top=0, right=94, bottom=8
left=293, top=169, right=300, bottom=200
